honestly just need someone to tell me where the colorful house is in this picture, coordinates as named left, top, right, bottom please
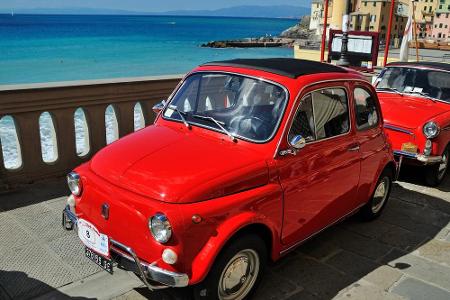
left=431, top=0, right=450, bottom=41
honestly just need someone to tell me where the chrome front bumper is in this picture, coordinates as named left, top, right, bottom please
left=394, top=150, right=443, bottom=164
left=62, top=205, right=189, bottom=290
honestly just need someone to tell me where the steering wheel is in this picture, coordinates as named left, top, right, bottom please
left=229, top=116, right=269, bottom=140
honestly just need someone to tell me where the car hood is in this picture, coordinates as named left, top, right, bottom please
left=378, top=92, right=449, bottom=129
left=89, top=125, right=269, bottom=203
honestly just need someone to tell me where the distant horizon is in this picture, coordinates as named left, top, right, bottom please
left=0, top=1, right=312, bottom=13
left=1, top=5, right=309, bottom=19
left=0, top=13, right=301, bottom=20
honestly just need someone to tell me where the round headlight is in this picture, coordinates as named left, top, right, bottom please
left=67, top=172, right=82, bottom=196
left=423, top=122, right=440, bottom=139
left=149, top=214, right=172, bottom=244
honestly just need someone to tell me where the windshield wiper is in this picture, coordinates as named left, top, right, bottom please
left=404, top=90, right=437, bottom=102
left=192, top=114, right=237, bottom=142
left=168, top=105, right=190, bottom=128
left=376, top=87, right=403, bottom=95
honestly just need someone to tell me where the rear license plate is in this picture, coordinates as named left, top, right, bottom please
left=85, top=247, right=113, bottom=274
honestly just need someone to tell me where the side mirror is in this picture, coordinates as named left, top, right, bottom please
left=289, top=135, right=306, bottom=150
left=153, top=100, right=166, bottom=115
left=280, top=135, right=306, bottom=156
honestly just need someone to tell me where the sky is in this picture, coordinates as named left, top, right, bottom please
left=1, top=0, right=312, bottom=12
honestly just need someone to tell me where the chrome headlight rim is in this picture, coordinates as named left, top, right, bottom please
left=149, top=213, right=172, bottom=244
left=423, top=121, right=440, bottom=139
left=67, top=172, right=82, bottom=196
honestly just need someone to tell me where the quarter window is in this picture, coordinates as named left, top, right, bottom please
left=289, top=88, right=349, bottom=142
left=354, top=88, right=379, bottom=130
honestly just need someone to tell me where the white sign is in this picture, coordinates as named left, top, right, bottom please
left=331, top=34, right=373, bottom=54
left=78, top=219, right=109, bottom=257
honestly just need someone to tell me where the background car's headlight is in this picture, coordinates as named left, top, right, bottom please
left=67, top=172, right=82, bottom=196
left=149, top=214, right=172, bottom=243
left=423, top=122, right=440, bottom=139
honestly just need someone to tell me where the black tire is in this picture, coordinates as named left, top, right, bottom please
left=358, top=168, right=393, bottom=221
left=193, top=234, right=267, bottom=300
left=425, top=147, right=449, bottom=187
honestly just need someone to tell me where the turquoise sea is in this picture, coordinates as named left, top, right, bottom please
left=0, top=14, right=298, bottom=85
left=0, top=14, right=297, bottom=168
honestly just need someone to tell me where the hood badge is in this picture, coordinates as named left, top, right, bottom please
left=101, top=203, right=110, bottom=220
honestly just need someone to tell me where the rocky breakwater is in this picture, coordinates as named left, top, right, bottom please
left=201, top=15, right=318, bottom=49
left=201, top=37, right=296, bottom=48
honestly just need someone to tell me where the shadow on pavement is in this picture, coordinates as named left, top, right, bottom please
left=0, top=178, right=69, bottom=212
left=0, top=271, right=94, bottom=300
left=124, top=172, right=450, bottom=300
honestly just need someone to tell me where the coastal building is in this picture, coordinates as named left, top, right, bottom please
left=310, top=0, right=355, bottom=37
left=431, top=0, right=450, bottom=40
left=309, top=0, right=410, bottom=44
left=411, top=0, right=438, bottom=38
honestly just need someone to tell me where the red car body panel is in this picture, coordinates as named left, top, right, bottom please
left=72, top=63, right=395, bottom=285
left=378, top=92, right=450, bottom=157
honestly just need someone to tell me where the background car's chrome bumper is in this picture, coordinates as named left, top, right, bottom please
left=62, top=205, right=189, bottom=290
left=394, top=150, right=442, bottom=164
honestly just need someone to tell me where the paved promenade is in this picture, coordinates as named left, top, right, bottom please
left=0, top=168, right=449, bottom=300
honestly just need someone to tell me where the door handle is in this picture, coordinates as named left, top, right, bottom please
left=348, top=144, right=360, bottom=152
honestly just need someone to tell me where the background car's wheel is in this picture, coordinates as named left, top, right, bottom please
left=358, top=168, right=393, bottom=221
left=193, top=235, right=267, bottom=300
left=425, top=146, right=449, bottom=187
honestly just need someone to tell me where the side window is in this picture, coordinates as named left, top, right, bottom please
left=311, top=88, right=349, bottom=140
left=354, top=87, right=379, bottom=130
left=289, top=94, right=315, bottom=142
left=289, top=87, right=349, bottom=143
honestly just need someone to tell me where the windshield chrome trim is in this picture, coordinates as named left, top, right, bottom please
left=161, top=70, right=290, bottom=144
left=274, top=78, right=370, bottom=158
left=376, top=66, right=450, bottom=105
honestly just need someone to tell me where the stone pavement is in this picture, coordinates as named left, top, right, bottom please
left=0, top=168, right=449, bottom=300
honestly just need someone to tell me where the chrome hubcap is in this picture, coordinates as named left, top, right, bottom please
left=372, top=177, right=390, bottom=213
left=438, top=151, right=448, bottom=180
left=218, top=249, right=260, bottom=300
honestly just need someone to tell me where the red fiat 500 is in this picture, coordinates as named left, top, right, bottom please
left=63, top=59, right=395, bottom=300
left=375, top=62, right=450, bottom=186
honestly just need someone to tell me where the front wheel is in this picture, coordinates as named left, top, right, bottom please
left=358, top=169, right=393, bottom=221
left=425, top=147, right=449, bottom=187
left=193, top=235, right=267, bottom=300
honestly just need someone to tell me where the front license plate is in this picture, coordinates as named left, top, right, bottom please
left=85, top=247, right=113, bottom=274
left=77, top=218, right=109, bottom=256
left=401, top=142, right=418, bottom=154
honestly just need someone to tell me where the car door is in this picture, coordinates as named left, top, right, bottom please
left=277, top=83, right=361, bottom=247
left=352, top=83, right=387, bottom=204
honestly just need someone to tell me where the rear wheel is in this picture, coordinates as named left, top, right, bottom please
left=358, top=169, right=393, bottom=221
left=193, top=235, right=267, bottom=300
left=425, top=147, right=449, bottom=187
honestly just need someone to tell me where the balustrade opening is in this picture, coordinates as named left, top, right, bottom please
left=0, top=115, right=22, bottom=170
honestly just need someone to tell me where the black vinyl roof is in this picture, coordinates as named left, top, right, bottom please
left=387, top=61, right=450, bottom=72
left=202, top=58, right=348, bottom=79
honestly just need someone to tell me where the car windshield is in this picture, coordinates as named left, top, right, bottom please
left=375, top=67, right=450, bottom=103
left=163, top=72, right=288, bottom=142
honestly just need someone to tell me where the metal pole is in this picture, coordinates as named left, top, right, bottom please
left=383, top=0, right=396, bottom=66
left=337, top=0, right=352, bottom=66
left=320, top=0, right=330, bottom=62
left=412, top=0, right=419, bottom=61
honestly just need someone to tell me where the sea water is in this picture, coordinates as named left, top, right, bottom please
left=0, top=14, right=298, bottom=168
left=0, top=14, right=297, bottom=84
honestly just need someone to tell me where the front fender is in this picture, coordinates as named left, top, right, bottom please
left=188, top=212, right=278, bottom=284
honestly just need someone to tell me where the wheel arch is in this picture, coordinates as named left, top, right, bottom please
left=189, top=213, right=278, bottom=285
